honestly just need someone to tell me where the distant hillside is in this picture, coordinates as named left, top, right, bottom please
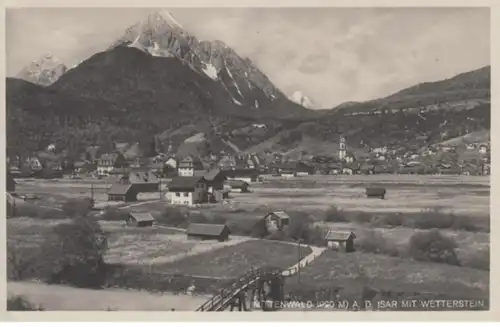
left=333, top=66, right=490, bottom=113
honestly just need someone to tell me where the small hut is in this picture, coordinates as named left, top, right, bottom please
left=107, top=184, right=137, bottom=202
left=263, top=211, right=290, bottom=232
left=365, top=187, right=386, bottom=199
left=325, top=231, right=356, bottom=253
left=126, top=212, right=155, bottom=227
left=186, top=223, right=231, bottom=242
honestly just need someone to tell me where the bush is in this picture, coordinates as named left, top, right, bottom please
left=62, top=198, right=94, bottom=218
left=39, top=217, right=109, bottom=288
left=349, top=212, right=372, bottom=224
left=370, top=213, right=404, bottom=228
left=7, top=296, right=44, bottom=311
left=250, top=218, right=269, bottom=238
left=99, top=208, right=128, bottom=221
left=15, top=203, right=65, bottom=220
left=408, top=229, right=460, bottom=266
left=357, top=230, right=400, bottom=257
left=157, top=206, right=188, bottom=227
left=411, top=208, right=455, bottom=229
left=210, top=216, right=227, bottom=225
left=7, top=240, right=43, bottom=280
left=324, top=205, right=348, bottom=222
left=462, top=248, right=490, bottom=271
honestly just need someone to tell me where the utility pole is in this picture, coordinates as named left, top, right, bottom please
left=297, top=239, right=302, bottom=285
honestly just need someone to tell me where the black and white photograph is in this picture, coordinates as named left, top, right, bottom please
left=4, top=6, right=491, bottom=313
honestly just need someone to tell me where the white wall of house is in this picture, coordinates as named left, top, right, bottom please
left=97, top=166, right=114, bottom=176
left=281, top=173, right=295, bottom=178
left=168, top=182, right=207, bottom=206
left=178, top=167, right=194, bottom=177
left=296, top=172, right=309, bottom=177
left=169, top=191, right=194, bottom=206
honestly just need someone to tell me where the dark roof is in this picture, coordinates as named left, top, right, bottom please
left=265, top=211, right=290, bottom=220
left=129, top=171, right=160, bottom=184
left=325, top=231, right=355, bottom=241
left=227, top=179, right=249, bottom=188
left=129, top=212, right=155, bottom=222
left=222, top=168, right=259, bottom=178
left=178, top=155, right=204, bottom=169
left=186, top=223, right=229, bottom=236
left=202, top=168, right=225, bottom=181
left=108, top=184, right=133, bottom=196
left=168, top=176, right=205, bottom=191
left=99, top=153, right=119, bottom=162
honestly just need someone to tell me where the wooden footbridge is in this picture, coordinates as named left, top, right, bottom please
left=196, top=266, right=290, bottom=311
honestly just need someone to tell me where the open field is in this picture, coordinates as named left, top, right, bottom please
left=285, top=251, right=489, bottom=301
left=239, top=175, right=489, bottom=215
left=155, top=240, right=312, bottom=278
left=8, top=281, right=208, bottom=310
left=13, top=174, right=490, bottom=216
left=101, top=221, right=250, bottom=265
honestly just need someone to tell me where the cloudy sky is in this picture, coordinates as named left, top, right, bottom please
left=6, top=7, right=490, bottom=108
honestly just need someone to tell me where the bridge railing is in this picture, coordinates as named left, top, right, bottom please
left=196, top=266, right=282, bottom=312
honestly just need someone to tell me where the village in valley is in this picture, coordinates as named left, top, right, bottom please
left=5, top=7, right=490, bottom=313
left=6, top=132, right=491, bottom=311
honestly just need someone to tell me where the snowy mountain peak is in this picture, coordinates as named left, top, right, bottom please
left=16, top=52, right=67, bottom=86
left=145, top=9, right=184, bottom=30
left=109, top=10, right=285, bottom=108
left=290, top=91, right=317, bottom=109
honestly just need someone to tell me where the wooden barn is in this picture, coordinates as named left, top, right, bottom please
left=263, top=211, right=290, bottom=232
left=365, top=187, right=386, bottom=199
left=126, top=212, right=155, bottom=227
left=186, top=223, right=231, bottom=242
left=325, top=231, right=356, bottom=253
left=107, top=184, right=138, bottom=202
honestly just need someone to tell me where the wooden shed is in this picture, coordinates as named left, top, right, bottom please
left=263, top=211, right=290, bottom=232
left=107, top=184, right=137, bottom=202
left=126, top=212, right=155, bottom=227
left=186, top=223, right=231, bottom=242
left=365, top=187, right=386, bottom=199
left=325, top=231, right=356, bottom=253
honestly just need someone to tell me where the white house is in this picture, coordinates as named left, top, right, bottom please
left=97, top=153, right=125, bottom=176
left=177, top=156, right=205, bottom=177
left=167, top=176, right=207, bottom=206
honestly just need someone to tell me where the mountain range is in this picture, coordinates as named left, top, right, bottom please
left=7, top=10, right=491, bottom=162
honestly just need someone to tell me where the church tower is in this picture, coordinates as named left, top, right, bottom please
left=339, top=136, right=347, bottom=161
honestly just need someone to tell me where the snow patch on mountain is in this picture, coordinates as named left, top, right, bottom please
left=202, top=62, right=219, bottom=80
left=232, top=98, right=243, bottom=106
left=184, top=132, right=205, bottom=143
left=224, top=61, right=244, bottom=98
